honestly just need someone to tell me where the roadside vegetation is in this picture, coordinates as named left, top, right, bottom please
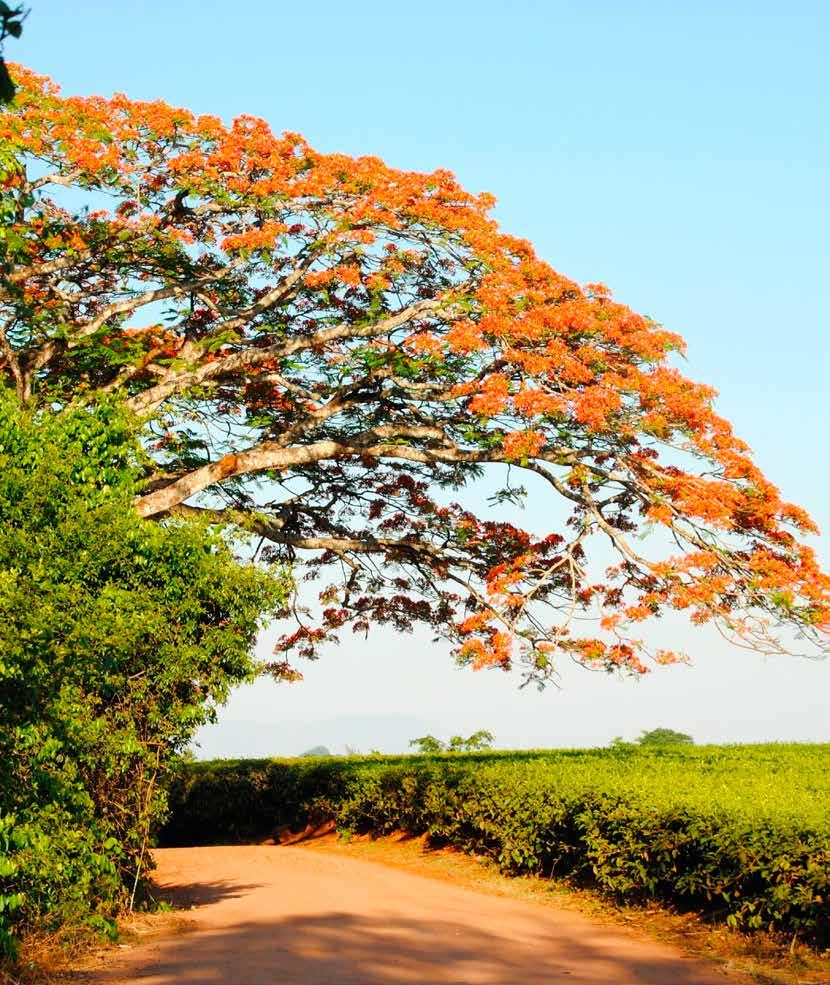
left=0, top=396, right=289, bottom=961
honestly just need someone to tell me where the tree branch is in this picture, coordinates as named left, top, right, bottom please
left=126, top=296, right=458, bottom=415
left=135, top=425, right=579, bottom=519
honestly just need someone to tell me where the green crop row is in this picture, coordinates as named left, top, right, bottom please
left=160, top=744, right=830, bottom=943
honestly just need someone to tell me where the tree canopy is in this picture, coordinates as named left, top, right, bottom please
left=409, top=731, right=495, bottom=753
left=1, top=65, right=828, bottom=684
left=0, top=4, right=25, bottom=104
left=636, top=728, right=694, bottom=747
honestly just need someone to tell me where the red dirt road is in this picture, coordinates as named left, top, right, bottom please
left=76, top=845, right=740, bottom=985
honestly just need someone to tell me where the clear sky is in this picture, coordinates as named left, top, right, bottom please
left=15, top=0, right=830, bottom=753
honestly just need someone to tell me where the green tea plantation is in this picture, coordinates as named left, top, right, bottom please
left=161, top=744, right=830, bottom=944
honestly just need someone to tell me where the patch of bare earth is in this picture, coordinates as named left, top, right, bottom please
left=300, top=831, right=830, bottom=985
left=28, top=834, right=829, bottom=985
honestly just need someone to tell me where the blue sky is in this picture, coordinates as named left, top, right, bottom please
left=15, top=1, right=830, bottom=752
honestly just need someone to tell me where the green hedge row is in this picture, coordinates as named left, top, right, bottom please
left=160, top=747, right=830, bottom=944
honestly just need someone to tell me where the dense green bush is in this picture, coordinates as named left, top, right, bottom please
left=0, top=393, right=289, bottom=959
left=163, top=745, right=830, bottom=943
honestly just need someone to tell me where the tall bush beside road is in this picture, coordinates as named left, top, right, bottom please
left=0, top=392, right=288, bottom=959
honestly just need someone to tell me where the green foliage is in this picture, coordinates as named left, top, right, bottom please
left=455, top=729, right=495, bottom=751
left=636, top=728, right=694, bottom=747
left=163, top=744, right=830, bottom=944
left=0, top=3, right=27, bottom=103
left=410, top=730, right=495, bottom=753
left=0, top=391, right=288, bottom=959
left=409, top=734, right=445, bottom=754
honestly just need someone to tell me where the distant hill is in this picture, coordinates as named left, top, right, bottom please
left=299, top=745, right=332, bottom=757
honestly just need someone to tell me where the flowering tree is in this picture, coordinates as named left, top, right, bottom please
left=1, top=65, right=828, bottom=684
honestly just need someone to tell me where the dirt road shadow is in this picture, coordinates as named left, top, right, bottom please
left=155, top=879, right=264, bottom=908
left=71, top=909, right=730, bottom=984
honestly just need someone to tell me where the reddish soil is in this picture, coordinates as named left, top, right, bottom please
left=70, top=844, right=745, bottom=984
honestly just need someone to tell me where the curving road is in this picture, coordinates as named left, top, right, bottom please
left=74, top=845, right=741, bottom=985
